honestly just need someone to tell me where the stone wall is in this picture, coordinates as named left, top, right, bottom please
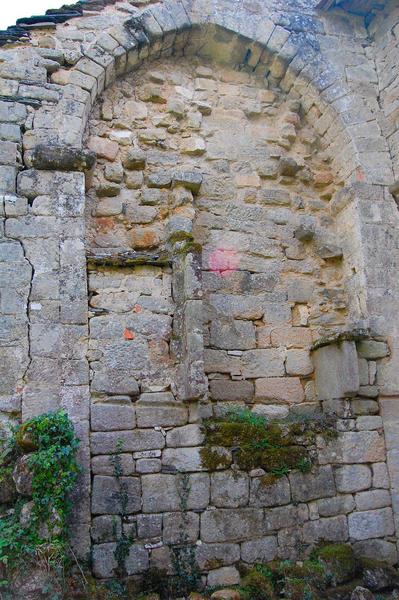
left=1, top=0, right=399, bottom=587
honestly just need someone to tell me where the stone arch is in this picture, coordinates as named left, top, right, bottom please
left=2, top=0, right=399, bottom=572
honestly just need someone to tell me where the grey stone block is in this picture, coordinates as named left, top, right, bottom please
left=290, top=467, right=336, bottom=502
left=92, top=475, right=141, bottom=514
left=318, top=432, right=385, bottom=464
left=348, top=508, right=395, bottom=540
left=92, top=542, right=117, bottom=578
left=249, top=476, right=291, bottom=507
left=211, top=471, right=249, bottom=507
left=210, top=319, right=256, bottom=350
left=355, top=489, right=391, bottom=511
left=241, top=536, right=278, bottom=563
left=91, top=402, right=136, bottom=431
left=136, top=458, right=161, bottom=473
left=196, top=543, right=240, bottom=570
left=91, top=429, right=165, bottom=454
left=125, top=544, right=149, bottom=575
left=201, top=508, right=264, bottom=543
left=357, top=340, right=389, bottom=359
left=210, top=379, right=254, bottom=402
left=312, top=341, right=359, bottom=400
left=207, top=566, right=240, bottom=588
left=142, top=473, right=209, bottom=512
left=335, top=465, right=372, bottom=493
left=137, top=514, right=162, bottom=539
left=353, top=539, right=398, bottom=566
left=317, top=495, right=355, bottom=517
left=303, top=515, right=348, bottom=543
left=166, top=424, right=204, bottom=447
left=162, top=447, right=203, bottom=472
left=91, top=515, right=121, bottom=543
left=163, top=511, right=199, bottom=544
left=92, top=453, right=135, bottom=476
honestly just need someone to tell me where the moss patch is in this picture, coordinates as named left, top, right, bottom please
left=200, top=409, right=336, bottom=479
left=311, top=544, right=358, bottom=586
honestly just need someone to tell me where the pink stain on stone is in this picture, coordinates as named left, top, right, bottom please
left=208, top=247, right=240, bottom=277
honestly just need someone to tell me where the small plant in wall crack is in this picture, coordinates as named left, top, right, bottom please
left=107, top=440, right=135, bottom=595
left=169, top=471, right=200, bottom=597
left=0, top=410, right=80, bottom=592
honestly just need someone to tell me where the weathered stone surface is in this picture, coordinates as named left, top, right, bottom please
left=88, top=136, right=119, bottom=161
left=92, top=453, right=134, bottom=476
left=317, top=495, right=355, bottom=517
left=353, top=539, right=398, bottom=565
left=125, top=544, right=149, bottom=575
left=348, top=507, right=395, bottom=540
left=207, top=566, right=240, bottom=587
left=241, top=536, right=278, bottom=563
left=290, top=467, right=336, bottom=502
left=210, top=379, right=254, bottom=402
left=92, top=475, right=141, bottom=514
left=303, top=515, right=348, bottom=543
left=210, top=320, right=256, bottom=350
left=91, top=515, right=121, bottom=543
left=318, top=432, right=385, bottom=464
left=91, top=402, right=136, bottom=431
left=335, top=465, right=372, bottom=493
left=12, top=455, right=33, bottom=497
left=255, top=377, right=304, bottom=404
left=91, top=430, right=165, bottom=454
left=162, top=447, right=203, bottom=472
left=249, top=476, right=290, bottom=507
left=211, top=471, right=249, bottom=507
left=201, top=508, right=264, bottom=543
left=166, top=424, right=204, bottom=447
left=312, top=341, right=359, bottom=400
left=31, top=145, right=96, bottom=171
left=163, top=511, right=199, bottom=544
left=357, top=340, right=389, bottom=359
left=137, top=514, right=162, bottom=539
left=351, top=586, right=374, bottom=600
left=142, top=473, right=209, bottom=512
left=196, top=543, right=240, bottom=570
left=92, top=542, right=117, bottom=578
left=355, top=489, right=391, bottom=510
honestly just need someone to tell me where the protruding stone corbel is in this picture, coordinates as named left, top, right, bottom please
left=31, top=144, right=96, bottom=172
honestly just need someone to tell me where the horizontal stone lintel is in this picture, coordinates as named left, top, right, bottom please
left=86, top=250, right=172, bottom=268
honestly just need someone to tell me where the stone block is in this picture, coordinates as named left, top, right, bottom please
left=91, top=402, right=136, bottom=431
left=142, top=473, right=209, bottom=512
left=348, top=508, right=395, bottom=540
left=357, top=340, right=389, bottom=359
left=312, top=341, right=359, bottom=400
left=162, top=447, right=203, bottom=472
left=196, top=543, right=240, bottom=570
left=173, top=171, right=203, bottom=193
left=353, top=540, right=398, bottom=566
left=125, top=544, right=149, bottom=575
left=210, top=319, right=256, bottom=350
left=0, top=166, right=16, bottom=193
left=92, top=475, right=141, bottom=514
left=207, top=566, right=240, bottom=588
left=356, top=416, right=382, bottom=430
left=318, top=432, right=385, bottom=464
left=270, top=326, right=312, bottom=348
left=290, top=467, right=335, bottom=502
left=166, top=424, right=204, bottom=447
left=87, top=136, right=119, bottom=161
left=255, top=377, right=304, bottom=404
left=241, top=536, right=278, bottom=563
left=240, top=349, right=285, bottom=378
left=201, top=509, right=264, bottom=543
left=249, top=476, right=290, bottom=507
left=317, top=495, right=355, bottom=517
left=211, top=471, right=249, bottom=507
left=263, top=505, right=302, bottom=532
left=92, top=542, right=117, bottom=578
left=335, top=465, right=372, bottom=493
left=137, top=514, right=162, bottom=539
left=91, top=429, right=165, bottom=454
left=303, top=515, right=348, bottom=543
left=136, top=458, right=161, bottom=473
left=163, top=511, right=199, bottom=544
left=210, top=380, right=254, bottom=402
left=92, top=453, right=134, bottom=476
left=355, top=490, right=391, bottom=511
left=285, top=349, right=313, bottom=376
left=136, top=403, right=188, bottom=428
left=372, top=463, right=390, bottom=489
left=91, top=515, right=121, bottom=543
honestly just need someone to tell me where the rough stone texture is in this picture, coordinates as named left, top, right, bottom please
left=1, top=0, right=399, bottom=584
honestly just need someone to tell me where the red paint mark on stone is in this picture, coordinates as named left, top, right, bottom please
left=208, top=247, right=240, bottom=277
left=355, top=167, right=366, bottom=182
left=124, top=328, right=135, bottom=340
left=134, top=304, right=142, bottom=313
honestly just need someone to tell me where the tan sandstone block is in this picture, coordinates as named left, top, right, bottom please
left=88, top=136, right=119, bottom=161
left=270, top=326, right=312, bottom=348
left=255, top=377, right=305, bottom=404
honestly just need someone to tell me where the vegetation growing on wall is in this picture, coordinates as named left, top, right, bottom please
left=0, top=411, right=80, bottom=587
left=200, top=409, right=337, bottom=480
